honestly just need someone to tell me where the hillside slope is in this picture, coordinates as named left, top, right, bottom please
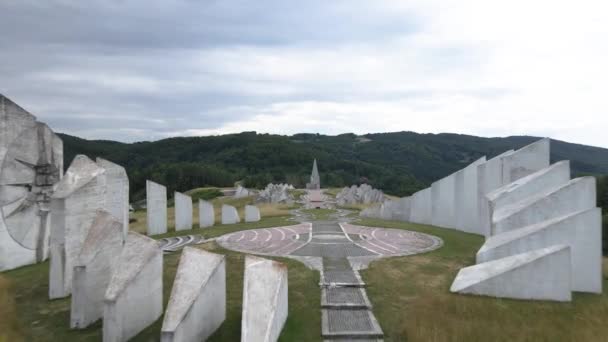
left=58, top=131, right=608, bottom=199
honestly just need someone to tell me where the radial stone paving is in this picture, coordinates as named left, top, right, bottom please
left=215, top=211, right=443, bottom=340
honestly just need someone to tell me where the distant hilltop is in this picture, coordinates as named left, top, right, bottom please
left=57, top=131, right=608, bottom=200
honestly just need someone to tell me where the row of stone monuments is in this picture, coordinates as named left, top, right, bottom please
left=362, top=138, right=602, bottom=301
left=145, top=180, right=261, bottom=236
left=337, top=183, right=385, bottom=206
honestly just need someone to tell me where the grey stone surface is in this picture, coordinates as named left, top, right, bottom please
left=477, top=150, right=515, bottom=236
left=49, top=155, right=106, bottom=299
left=96, top=158, right=129, bottom=239
left=454, top=157, right=486, bottom=233
left=198, top=200, right=214, bottom=228
left=338, top=184, right=384, bottom=206
left=409, top=187, right=432, bottom=225
left=307, top=159, right=321, bottom=190
left=146, top=180, right=167, bottom=236
left=221, top=204, right=240, bottom=225
left=478, top=208, right=602, bottom=293
left=257, top=183, right=294, bottom=204
left=492, top=177, right=596, bottom=235
left=103, top=232, right=163, bottom=342
left=161, top=247, right=226, bottom=342
left=242, top=255, right=288, bottom=342
left=245, top=205, right=261, bottom=222
left=431, top=173, right=456, bottom=229
left=234, top=185, right=251, bottom=198
left=71, top=210, right=123, bottom=329
left=0, top=94, right=63, bottom=271
left=501, top=138, right=550, bottom=185
left=174, top=192, right=193, bottom=231
left=451, top=245, right=572, bottom=301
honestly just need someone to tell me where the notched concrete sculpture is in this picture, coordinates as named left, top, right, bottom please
left=96, top=158, right=129, bottom=239
left=198, top=200, right=214, bottom=228
left=431, top=173, right=456, bottom=229
left=146, top=180, right=167, bottom=235
left=71, top=210, right=123, bottom=329
left=174, top=192, right=193, bottom=231
left=221, top=204, right=240, bottom=225
left=161, top=247, right=226, bottom=342
left=49, top=155, right=106, bottom=299
left=245, top=205, right=261, bottom=222
left=0, top=94, right=63, bottom=271
left=451, top=245, right=571, bottom=302
left=103, top=232, right=163, bottom=342
left=242, top=256, right=288, bottom=342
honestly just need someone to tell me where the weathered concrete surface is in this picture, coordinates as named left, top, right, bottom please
left=431, top=174, right=456, bottom=229
left=0, top=94, right=63, bottom=271
left=478, top=208, right=602, bottom=293
left=161, top=247, right=226, bottom=342
left=234, top=185, right=250, bottom=199
left=96, top=158, right=129, bottom=239
left=71, top=210, right=123, bottom=329
left=477, top=150, right=514, bottom=236
left=501, top=138, right=550, bottom=185
left=245, top=205, right=261, bottom=222
left=49, top=155, right=106, bottom=299
left=146, top=180, right=167, bottom=236
left=451, top=245, right=572, bottom=301
left=484, top=161, right=571, bottom=234
left=103, top=232, right=163, bottom=342
left=409, top=187, right=432, bottom=225
left=221, top=205, right=240, bottom=225
left=174, top=192, right=193, bottom=231
left=454, top=157, right=486, bottom=233
left=198, top=200, right=214, bottom=228
left=492, top=177, right=596, bottom=235
left=242, top=255, right=288, bottom=342
left=306, top=159, right=321, bottom=190
left=393, top=197, right=411, bottom=222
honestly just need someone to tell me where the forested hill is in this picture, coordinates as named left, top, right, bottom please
left=58, top=131, right=608, bottom=200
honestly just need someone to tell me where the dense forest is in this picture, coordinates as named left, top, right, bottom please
left=59, top=131, right=608, bottom=201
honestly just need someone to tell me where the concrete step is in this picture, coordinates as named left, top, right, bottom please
left=321, top=287, right=372, bottom=309
left=322, top=309, right=384, bottom=340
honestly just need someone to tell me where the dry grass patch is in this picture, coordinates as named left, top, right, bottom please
left=0, top=275, right=23, bottom=342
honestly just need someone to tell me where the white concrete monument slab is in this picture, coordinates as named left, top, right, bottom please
left=242, top=255, right=288, bottom=342
left=49, top=155, right=106, bottom=299
left=146, top=180, right=167, bottom=235
left=174, top=192, right=193, bottom=231
left=492, top=177, right=596, bottom=235
left=103, top=232, right=163, bottom=342
left=409, top=187, right=432, bottom=225
left=71, top=210, right=123, bottom=329
left=221, top=204, right=240, bottom=225
left=501, top=138, right=550, bottom=185
left=431, top=174, right=456, bottom=229
left=161, top=247, right=226, bottom=342
left=245, top=205, right=261, bottom=222
left=451, top=245, right=572, bottom=301
left=478, top=208, right=602, bottom=293
left=454, top=157, right=486, bottom=234
left=0, top=94, right=63, bottom=271
left=198, top=200, right=214, bottom=228
left=96, top=158, right=129, bottom=239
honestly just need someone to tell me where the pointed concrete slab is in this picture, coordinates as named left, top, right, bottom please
left=174, top=192, right=193, bottom=231
left=492, top=177, right=596, bottom=235
left=53, top=155, right=105, bottom=199
left=242, top=255, right=288, bottom=342
left=103, top=232, right=163, bottom=342
left=451, top=245, right=571, bottom=302
left=71, top=210, right=123, bottom=329
left=161, top=247, right=225, bottom=342
left=478, top=208, right=602, bottom=293
left=146, top=180, right=167, bottom=235
left=96, top=158, right=129, bottom=239
left=221, top=204, right=240, bottom=225
left=454, top=156, right=486, bottom=233
left=500, top=138, right=550, bottom=185
left=198, top=200, right=214, bottom=228
left=477, top=149, right=514, bottom=236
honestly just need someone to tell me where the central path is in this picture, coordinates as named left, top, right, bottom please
left=292, top=219, right=384, bottom=340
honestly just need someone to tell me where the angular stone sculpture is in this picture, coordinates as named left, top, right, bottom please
left=234, top=185, right=250, bottom=199
left=393, top=197, right=411, bottom=222
left=500, top=138, right=550, bottom=185
left=0, top=94, right=63, bottom=271
left=454, top=157, right=486, bottom=233
left=71, top=210, right=123, bottom=329
left=451, top=245, right=571, bottom=301
left=257, top=183, right=295, bottom=204
left=49, top=155, right=106, bottom=299
left=174, top=192, right=193, bottom=231
left=409, top=187, right=432, bottom=225
left=431, top=173, right=456, bottom=229
left=245, top=205, right=261, bottom=222
left=478, top=208, right=602, bottom=293
left=492, top=177, right=596, bottom=235
left=242, top=256, right=288, bottom=342
left=161, top=247, right=226, bottom=342
left=221, top=205, right=240, bottom=225
left=306, top=159, right=321, bottom=190
left=477, top=150, right=514, bottom=235
left=96, top=158, right=129, bottom=239
left=198, top=200, right=214, bottom=228
left=103, top=232, right=163, bottom=342
left=146, top=180, right=167, bottom=235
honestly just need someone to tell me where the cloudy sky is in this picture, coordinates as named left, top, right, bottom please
left=1, top=1, right=607, bottom=147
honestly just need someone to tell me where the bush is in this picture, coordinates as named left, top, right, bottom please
left=190, top=188, right=224, bottom=202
